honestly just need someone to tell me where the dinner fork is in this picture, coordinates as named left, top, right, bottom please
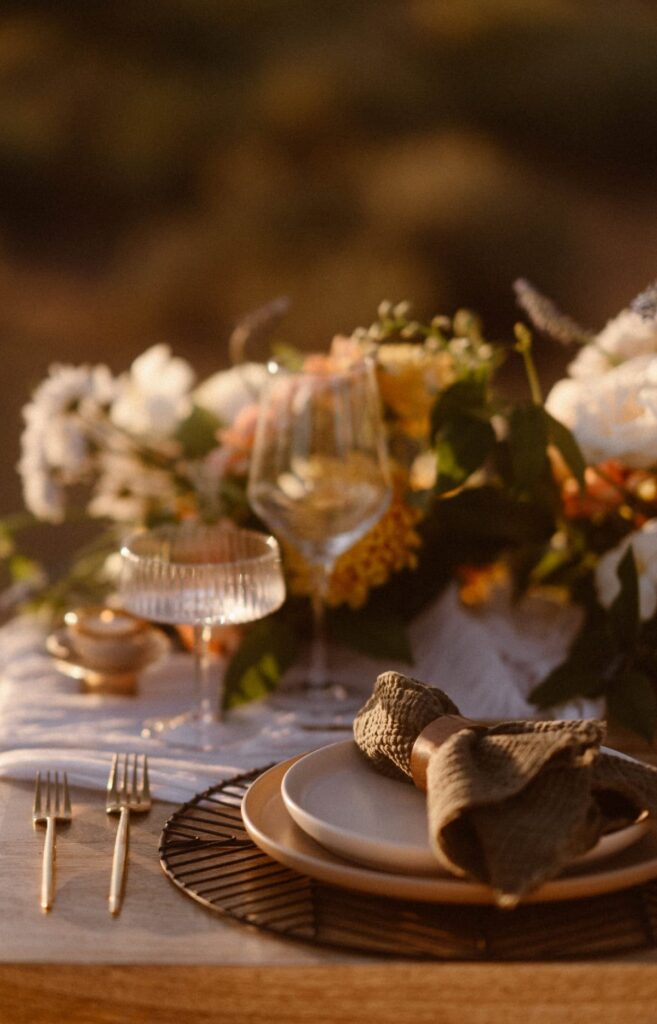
left=33, top=771, right=72, bottom=911
left=106, top=753, right=151, bottom=915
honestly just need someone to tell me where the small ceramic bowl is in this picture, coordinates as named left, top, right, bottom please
left=63, top=606, right=155, bottom=673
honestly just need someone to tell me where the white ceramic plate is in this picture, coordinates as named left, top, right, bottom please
left=243, top=753, right=657, bottom=905
left=280, top=740, right=649, bottom=874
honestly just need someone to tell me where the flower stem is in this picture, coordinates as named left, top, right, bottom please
left=514, top=323, right=543, bottom=405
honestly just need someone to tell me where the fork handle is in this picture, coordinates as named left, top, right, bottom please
left=41, top=818, right=56, bottom=911
left=109, top=806, right=130, bottom=916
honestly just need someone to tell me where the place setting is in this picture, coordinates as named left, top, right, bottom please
left=7, top=285, right=657, bottom=968
left=157, top=669, right=657, bottom=960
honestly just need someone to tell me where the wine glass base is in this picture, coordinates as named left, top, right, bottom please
left=141, top=710, right=261, bottom=752
left=266, top=682, right=365, bottom=730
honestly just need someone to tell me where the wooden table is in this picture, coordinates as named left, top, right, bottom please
left=3, top=731, right=657, bottom=1024
left=1, top=761, right=654, bottom=1024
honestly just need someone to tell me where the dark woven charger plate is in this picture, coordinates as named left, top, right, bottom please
left=159, top=767, right=657, bottom=961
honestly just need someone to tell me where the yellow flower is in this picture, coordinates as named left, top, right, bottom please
left=376, top=344, right=456, bottom=440
left=286, top=471, right=423, bottom=610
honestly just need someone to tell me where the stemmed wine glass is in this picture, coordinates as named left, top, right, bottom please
left=118, top=522, right=285, bottom=750
left=247, top=357, right=391, bottom=710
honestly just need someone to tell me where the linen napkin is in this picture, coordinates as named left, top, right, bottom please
left=353, top=671, right=657, bottom=907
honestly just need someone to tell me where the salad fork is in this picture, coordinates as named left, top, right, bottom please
left=33, top=771, right=72, bottom=911
left=106, top=753, right=151, bottom=915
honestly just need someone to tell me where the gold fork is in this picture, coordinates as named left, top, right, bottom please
left=33, top=771, right=72, bottom=911
left=106, top=753, right=151, bottom=915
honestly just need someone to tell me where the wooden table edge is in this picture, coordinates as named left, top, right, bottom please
left=3, top=962, right=657, bottom=1024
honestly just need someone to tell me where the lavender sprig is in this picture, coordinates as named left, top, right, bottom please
left=630, top=281, right=657, bottom=321
left=513, top=279, right=593, bottom=346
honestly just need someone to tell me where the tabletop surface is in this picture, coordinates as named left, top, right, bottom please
left=4, top=729, right=657, bottom=1024
left=1, top=603, right=657, bottom=1024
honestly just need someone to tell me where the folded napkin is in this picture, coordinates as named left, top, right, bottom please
left=353, top=671, right=657, bottom=906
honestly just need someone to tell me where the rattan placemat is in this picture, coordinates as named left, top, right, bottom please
left=159, top=767, right=657, bottom=961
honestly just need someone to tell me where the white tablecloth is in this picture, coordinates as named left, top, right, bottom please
left=0, top=585, right=604, bottom=806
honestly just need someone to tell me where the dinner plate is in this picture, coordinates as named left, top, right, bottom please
left=242, top=752, right=657, bottom=905
left=281, top=740, right=649, bottom=873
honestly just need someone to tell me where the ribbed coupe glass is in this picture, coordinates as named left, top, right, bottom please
left=119, top=522, right=285, bottom=750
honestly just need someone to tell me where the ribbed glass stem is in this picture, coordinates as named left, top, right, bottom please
left=194, top=621, right=222, bottom=725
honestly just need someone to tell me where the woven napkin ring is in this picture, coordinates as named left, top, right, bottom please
left=410, top=715, right=488, bottom=791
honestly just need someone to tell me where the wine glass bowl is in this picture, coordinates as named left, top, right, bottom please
left=119, top=522, right=285, bottom=749
left=247, top=357, right=391, bottom=703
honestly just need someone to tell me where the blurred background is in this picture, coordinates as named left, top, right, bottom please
left=2, top=0, right=657, bottom=521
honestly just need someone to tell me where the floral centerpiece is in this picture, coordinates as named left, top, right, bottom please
left=6, top=282, right=657, bottom=740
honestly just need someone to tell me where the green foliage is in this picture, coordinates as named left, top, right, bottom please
left=508, top=402, right=549, bottom=493
left=433, top=417, right=497, bottom=494
left=430, top=379, right=496, bottom=494
left=330, top=607, right=413, bottom=663
left=223, top=613, right=298, bottom=709
left=530, top=548, right=657, bottom=742
left=608, top=548, right=640, bottom=649
left=175, top=405, right=222, bottom=459
left=545, top=411, right=586, bottom=490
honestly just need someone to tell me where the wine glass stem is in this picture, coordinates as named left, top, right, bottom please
left=193, top=622, right=223, bottom=729
left=308, top=564, right=331, bottom=691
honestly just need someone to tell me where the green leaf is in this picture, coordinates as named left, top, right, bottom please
left=175, top=404, right=221, bottom=459
left=434, top=415, right=496, bottom=493
left=430, top=379, right=487, bottom=437
left=222, top=614, right=298, bottom=710
left=608, top=547, right=640, bottom=649
left=529, top=611, right=618, bottom=710
left=508, top=403, right=549, bottom=491
left=530, top=665, right=605, bottom=709
left=9, top=554, right=43, bottom=583
left=545, top=412, right=586, bottom=490
left=330, top=608, right=413, bottom=662
left=433, top=486, right=554, bottom=548
left=607, top=670, right=657, bottom=743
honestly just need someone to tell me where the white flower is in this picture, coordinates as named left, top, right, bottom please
left=18, top=363, right=117, bottom=521
left=88, top=451, right=179, bottom=522
left=567, top=344, right=613, bottom=379
left=595, top=519, right=657, bottom=620
left=569, top=310, right=657, bottom=379
left=110, top=345, right=195, bottom=441
left=194, top=363, right=268, bottom=424
left=20, top=459, right=66, bottom=522
left=545, top=353, right=657, bottom=469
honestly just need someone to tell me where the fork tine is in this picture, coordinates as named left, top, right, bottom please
left=107, top=753, right=118, bottom=797
left=121, top=754, right=129, bottom=800
left=131, top=752, right=138, bottom=799
left=141, top=756, right=150, bottom=803
left=63, top=772, right=71, bottom=817
left=33, top=771, right=42, bottom=818
left=54, top=771, right=60, bottom=815
left=45, top=771, right=51, bottom=815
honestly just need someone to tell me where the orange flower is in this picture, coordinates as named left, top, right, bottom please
left=554, top=457, right=657, bottom=526
left=457, top=562, right=508, bottom=606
